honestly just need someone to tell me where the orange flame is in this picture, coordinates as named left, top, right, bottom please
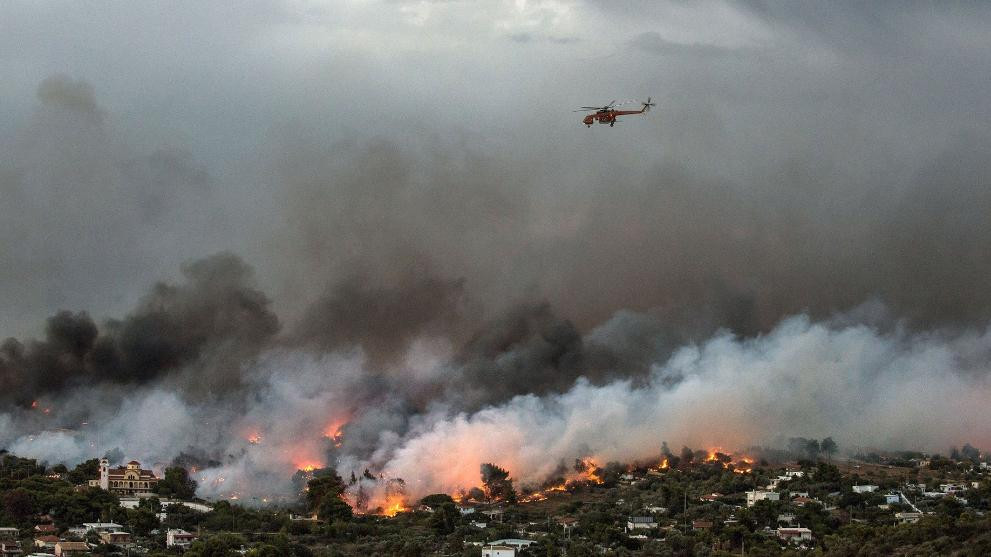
left=323, top=419, right=348, bottom=448
left=381, top=494, right=408, bottom=517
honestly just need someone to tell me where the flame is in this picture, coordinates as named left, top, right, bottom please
left=659, top=458, right=669, bottom=469
left=381, top=494, right=408, bottom=517
left=247, top=433, right=262, bottom=445
left=323, top=416, right=350, bottom=448
left=518, top=458, right=604, bottom=503
left=31, top=400, right=39, bottom=409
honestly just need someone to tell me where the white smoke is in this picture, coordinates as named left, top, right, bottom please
left=3, top=310, right=990, bottom=507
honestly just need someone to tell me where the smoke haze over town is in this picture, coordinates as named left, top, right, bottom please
left=2, top=1, right=991, bottom=508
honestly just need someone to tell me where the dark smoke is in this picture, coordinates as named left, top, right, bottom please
left=0, top=253, right=278, bottom=406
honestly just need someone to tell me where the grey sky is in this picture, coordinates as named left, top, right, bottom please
left=2, top=1, right=990, bottom=337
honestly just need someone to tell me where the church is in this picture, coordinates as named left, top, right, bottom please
left=89, top=458, right=159, bottom=496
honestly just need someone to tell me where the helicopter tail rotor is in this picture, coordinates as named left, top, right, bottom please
left=642, top=96, right=656, bottom=112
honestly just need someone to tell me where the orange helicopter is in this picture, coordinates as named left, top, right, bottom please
left=575, top=98, right=655, bottom=127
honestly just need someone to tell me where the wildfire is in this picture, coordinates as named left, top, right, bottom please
left=381, top=495, right=408, bottom=517
left=323, top=415, right=350, bottom=448
left=247, top=433, right=262, bottom=445
left=659, top=458, right=669, bottom=470
left=519, top=457, right=604, bottom=503
left=732, top=457, right=754, bottom=474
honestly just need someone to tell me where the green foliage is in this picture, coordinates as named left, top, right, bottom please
left=67, top=458, right=100, bottom=485
left=156, top=466, right=198, bottom=499
left=419, top=493, right=454, bottom=507
left=428, top=502, right=460, bottom=534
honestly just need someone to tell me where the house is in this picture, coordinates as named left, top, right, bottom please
left=747, top=490, right=780, bottom=507
left=98, top=531, right=131, bottom=546
left=489, top=539, right=535, bottom=550
left=792, top=496, right=814, bottom=507
left=469, top=521, right=488, bottom=529
left=54, top=542, right=88, bottom=557
left=481, top=545, right=515, bottom=557
left=699, top=493, right=723, bottom=502
left=0, top=542, right=21, bottom=556
left=88, top=459, right=159, bottom=496
left=0, top=531, right=17, bottom=542
left=645, top=506, right=667, bottom=513
left=166, top=529, right=197, bottom=548
left=777, top=514, right=797, bottom=525
left=627, top=516, right=657, bottom=530
left=458, top=506, right=476, bottom=516
left=79, top=523, right=123, bottom=534
left=895, top=512, right=922, bottom=524
left=882, top=493, right=901, bottom=505
left=692, top=520, right=713, bottom=531
left=33, top=537, right=58, bottom=551
left=777, top=527, right=813, bottom=542
left=32, top=526, right=55, bottom=535
left=852, top=485, right=878, bottom=494
left=784, top=471, right=806, bottom=478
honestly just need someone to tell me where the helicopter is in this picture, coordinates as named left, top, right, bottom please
left=575, top=98, right=655, bottom=127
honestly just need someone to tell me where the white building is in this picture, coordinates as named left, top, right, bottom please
left=777, top=527, right=813, bottom=542
left=80, top=523, right=124, bottom=534
left=746, top=490, right=780, bottom=507
left=166, top=529, right=197, bottom=548
left=489, top=539, right=535, bottom=550
left=882, top=494, right=901, bottom=505
left=481, top=545, right=515, bottom=557
left=626, top=516, right=657, bottom=530
left=784, top=471, right=806, bottom=478
left=852, top=485, right=878, bottom=494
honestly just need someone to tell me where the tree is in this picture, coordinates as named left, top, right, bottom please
left=306, top=472, right=352, bottom=521
left=821, top=437, right=838, bottom=462
left=429, top=502, right=460, bottom=534
left=420, top=493, right=455, bottom=508
left=156, top=466, right=198, bottom=499
left=127, top=506, right=159, bottom=536
left=3, top=488, right=34, bottom=523
left=67, top=458, right=100, bottom=485
left=317, top=495, right=352, bottom=521
left=480, top=463, right=515, bottom=502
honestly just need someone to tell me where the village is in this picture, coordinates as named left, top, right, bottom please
left=1, top=440, right=990, bottom=556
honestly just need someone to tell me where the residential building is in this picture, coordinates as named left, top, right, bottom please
left=746, top=490, right=780, bottom=507
left=167, top=529, right=197, bottom=548
left=54, top=542, right=88, bottom=557
left=489, top=539, right=535, bottom=550
left=882, top=493, right=901, bottom=505
left=0, top=542, right=21, bottom=556
left=79, top=523, right=123, bottom=534
left=98, top=531, right=131, bottom=546
left=895, top=512, right=922, bottom=524
left=33, top=537, right=58, bottom=551
left=692, top=520, right=713, bottom=531
left=777, top=527, right=813, bottom=542
left=481, top=545, right=515, bottom=557
left=626, top=516, right=657, bottom=530
left=0, top=530, right=17, bottom=542
left=852, top=485, right=878, bottom=494
left=32, top=526, right=55, bottom=535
